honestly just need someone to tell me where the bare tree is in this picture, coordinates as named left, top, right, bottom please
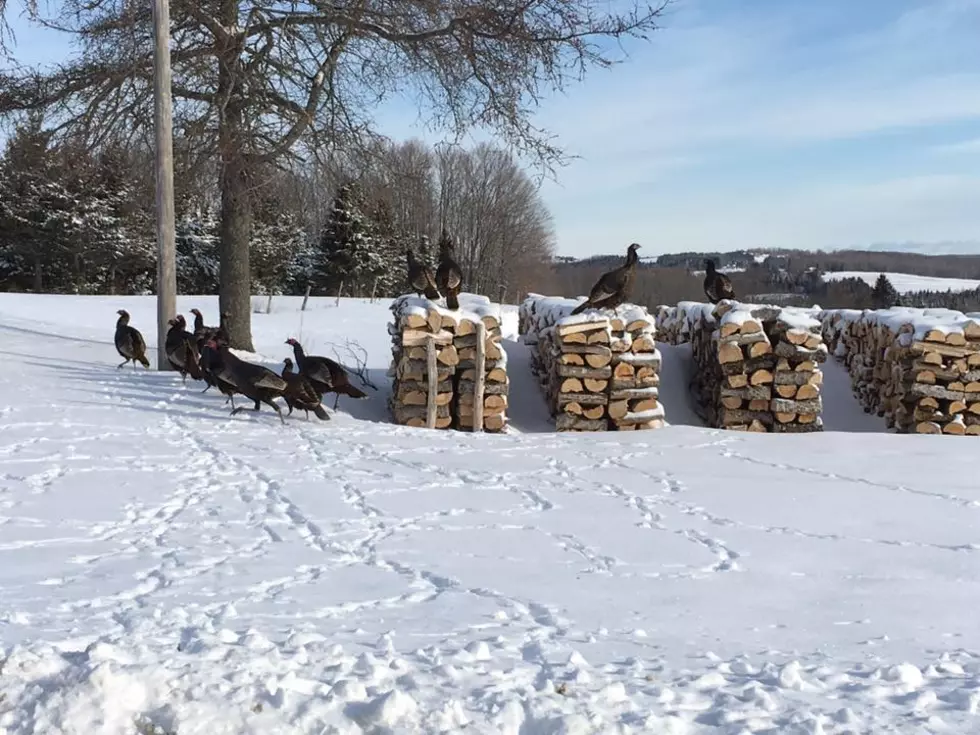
left=1, top=0, right=667, bottom=348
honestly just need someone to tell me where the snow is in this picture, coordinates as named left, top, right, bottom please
left=833, top=305, right=980, bottom=341
left=822, top=270, right=980, bottom=294
left=4, top=294, right=980, bottom=733
left=392, top=292, right=505, bottom=327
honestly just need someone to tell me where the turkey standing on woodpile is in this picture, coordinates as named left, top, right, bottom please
left=113, top=310, right=150, bottom=369
left=703, top=259, right=736, bottom=304
left=281, top=357, right=330, bottom=420
left=406, top=248, right=441, bottom=301
left=207, top=339, right=287, bottom=423
left=570, top=242, right=641, bottom=315
left=435, top=231, right=463, bottom=310
left=284, top=338, right=368, bottom=409
left=165, top=315, right=204, bottom=382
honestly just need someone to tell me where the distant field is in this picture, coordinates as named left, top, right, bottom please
left=822, top=270, right=980, bottom=293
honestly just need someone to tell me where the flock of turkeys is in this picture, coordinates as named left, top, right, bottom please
left=111, top=237, right=736, bottom=425
left=113, top=308, right=366, bottom=424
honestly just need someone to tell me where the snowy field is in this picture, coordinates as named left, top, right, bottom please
left=2, top=294, right=980, bottom=734
left=822, top=271, right=980, bottom=294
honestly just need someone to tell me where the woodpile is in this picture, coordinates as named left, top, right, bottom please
left=520, top=296, right=665, bottom=431
left=819, top=307, right=980, bottom=435
left=683, top=301, right=827, bottom=432
left=389, top=294, right=508, bottom=432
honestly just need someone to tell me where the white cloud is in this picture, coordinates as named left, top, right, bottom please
left=934, top=138, right=980, bottom=155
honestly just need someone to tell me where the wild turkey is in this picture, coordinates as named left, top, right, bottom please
left=703, top=259, right=736, bottom=304
left=188, top=308, right=219, bottom=341
left=198, top=324, right=228, bottom=396
left=282, top=358, right=329, bottom=420
left=165, top=315, right=203, bottom=382
left=113, top=310, right=150, bottom=369
left=285, top=338, right=368, bottom=409
left=208, top=340, right=287, bottom=423
left=435, top=230, right=463, bottom=310
left=406, top=248, right=441, bottom=301
left=570, top=242, right=641, bottom=315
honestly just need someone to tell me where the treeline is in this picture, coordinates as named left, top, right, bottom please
left=545, top=257, right=980, bottom=313
left=0, top=119, right=555, bottom=300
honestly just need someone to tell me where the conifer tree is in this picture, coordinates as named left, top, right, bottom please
left=871, top=273, right=900, bottom=309
left=312, top=182, right=379, bottom=297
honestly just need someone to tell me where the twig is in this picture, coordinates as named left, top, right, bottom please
left=324, top=337, right=379, bottom=390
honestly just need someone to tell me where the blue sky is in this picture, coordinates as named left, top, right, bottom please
left=4, top=0, right=980, bottom=258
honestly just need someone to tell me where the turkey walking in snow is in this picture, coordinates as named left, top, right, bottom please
left=113, top=310, right=150, bottom=369
left=165, top=315, right=204, bottom=382
left=570, top=243, right=641, bottom=315
left=208, top=340, right=287, bottom=423
left=285, top=338, right=368, bottom=409
left=703, top=259, right=736, bottom=304
left=282, top=358, right=330, bottom=421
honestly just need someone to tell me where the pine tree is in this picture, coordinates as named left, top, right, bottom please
left=369, top=198, right=403, bottom=298
left=871, top=273, right=899, bottom=309
left=311, top=182, right=379, bottom=297
left=176, top=209, right=220, bottom=294
left=251, top=193, right=308, bottom=296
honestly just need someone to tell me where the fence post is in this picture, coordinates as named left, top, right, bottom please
left=473, top=320, right=486, bottom=433
left=371, top=277, right=379, bottom=303
left=336, top=281, right=344, bottom=307
left=265, top=293, right=273, bottom=314
left=498, top=284, right=507, bottom=305
left=426, top=337, right=438, bottom=429
left=301, top=284, right=311, bottom=311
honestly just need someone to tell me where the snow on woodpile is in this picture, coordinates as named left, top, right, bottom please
left=684, top=301, right=827, bottom=433
left=519, top=295, right=664, bottom=431
left=389, top=294, right=508, bottom=432
left=819, top=306, right=980, bottom=435
left=653, top=305, right=681, bottom=344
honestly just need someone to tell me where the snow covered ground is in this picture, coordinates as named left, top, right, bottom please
left=2, top=294, right=980, bottom=734
left=822, top=271, right=980, bottom=294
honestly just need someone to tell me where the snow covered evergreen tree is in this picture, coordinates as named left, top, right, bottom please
left=176, top=210, right=220, bottom=294
left=311, top=182, right=382, bottom=297
left=871, top=273, right=900, bottom=310
left=369, top=198, right=404, bottom=298
left=251, top=189, right=309, bottom=295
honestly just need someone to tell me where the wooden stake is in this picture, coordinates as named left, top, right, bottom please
left=301, top=284, right=311, bottom=311
left=473, top=320, right=486, bottom=432
left=426, top=337, right=438, bottom=429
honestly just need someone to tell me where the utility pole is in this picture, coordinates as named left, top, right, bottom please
left=153, top=0, right=176, bottom=370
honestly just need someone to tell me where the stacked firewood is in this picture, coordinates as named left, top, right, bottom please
left=653, top=305, right=680, bottom=344
left=607, top=308, right=664, bottom=430
left=520, top=296, right=665, bottom=431
left=388, top=295, right=508, bottom=431
left=454, top=308, right=509, bottom=432
left=684, top=301, right=826, bottom=432
left=820, top=307, right=980, bottom=434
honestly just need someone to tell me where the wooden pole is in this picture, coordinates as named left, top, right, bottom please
left=473, top=320, right=486, bottom=432
left=425, top=337, right=438, bottom=429
left=301, top=284, right=311, bottom=311
left=153, top=0, right=176, bottom=370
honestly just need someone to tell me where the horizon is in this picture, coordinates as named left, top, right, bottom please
left=3, top=0, right=980, bottom=258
